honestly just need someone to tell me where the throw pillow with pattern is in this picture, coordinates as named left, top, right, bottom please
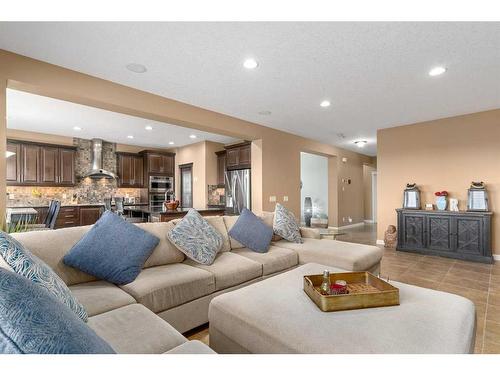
left=167, top=209, right=223, bottom=265
left=273, top=203, right=303, bottom=243
left=0, top=231, right=88, bottom=322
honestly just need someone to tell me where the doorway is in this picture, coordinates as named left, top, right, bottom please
left=300, top=152, right=329, bottom=226
left=371, top=171, right=377, bottom=223
left=179, top=163, right=193, bottom=208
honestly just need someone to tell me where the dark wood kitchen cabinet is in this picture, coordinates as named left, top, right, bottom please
left=225, top=142, right=251, bottom=170
left=7, top=140, right=76, bottom=187
left=79, top=206, right=103, bottom=226
left=396, top=209, right=493, bottom=263
left=6, top=142, right=21, bottom=183
left=140, top=150, right=175, bottom=176
left=117, top=153, right=144, bottom=187
left=215, top=150, right=227, bottom=185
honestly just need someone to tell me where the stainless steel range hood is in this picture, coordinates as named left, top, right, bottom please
left=83, top=138, right=118, bottom=179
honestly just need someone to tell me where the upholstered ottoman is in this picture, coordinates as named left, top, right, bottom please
left=208, top=263, right=476, bottom=354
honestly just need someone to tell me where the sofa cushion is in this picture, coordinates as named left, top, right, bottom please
left=184, top=252, right=262, bottom=291
left=205, top=216, right=231, bottom=252
left=164, top=340, right=216, bottom=354
left=0, top=231, right=88, bottom=322
left=273, top=204, right=303, bottom=243
left=11, top=226, right=97, bottom=286
left=63, top=211, right=159, bottom=285
left=233, top=246, right=298, bottom=276
left=88, top=304, right=186, bottom=354
left=137, top=222, right=185, bottom=268
left=273, top=238, right=383, bottom=271
left=167, top=209, right=223, bottom=265
left=119, top=263, right=215, bottom=313
left=228, top=208, right=273, bottom=253
left=69, top=280, right=136, bottom=317
left=223, top=215, right=245, bottom=249
left=0, top=268, right=114, bottom=354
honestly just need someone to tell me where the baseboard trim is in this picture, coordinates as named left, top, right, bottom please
left=329, top=222, right=365, bottom=230
left=376, top=239, right=385, bottom=246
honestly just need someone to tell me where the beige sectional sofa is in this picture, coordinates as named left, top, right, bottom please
left=10, top=213, right=383, bottom=354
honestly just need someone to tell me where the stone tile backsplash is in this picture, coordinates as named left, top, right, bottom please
left=7, top=138, right=146, bottom=207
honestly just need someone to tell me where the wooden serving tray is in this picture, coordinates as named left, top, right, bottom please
left=303, top=272, right=399, bottom=312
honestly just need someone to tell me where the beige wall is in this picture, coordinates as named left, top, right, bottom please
left=363, top=164, right=376, bottom=221
left=0, top=49, right=373, bottom=225
left=377, top=109, right=500, bottom=254
left=174, top=141, right=224, bottom=208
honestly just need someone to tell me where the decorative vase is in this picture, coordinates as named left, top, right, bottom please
left=436, top=196, right=447, bottom=210
left=304, top=197, right=313, bottom=227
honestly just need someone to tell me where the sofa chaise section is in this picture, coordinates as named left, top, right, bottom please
left=273, top=238, right=383, bottom=274
left=232, top=246, right=298, bottom=276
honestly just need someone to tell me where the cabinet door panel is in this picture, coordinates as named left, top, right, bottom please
left=133, top=156, right=144, bottom=186
left=59, top=149, right=75, bottom=185
left=238, top=145, right=251, bottom=165
left=402, top=215, right=426, bottom=249
left=163, top=155, right=174, bottom=176
left=226, top=148, right=239, bottom=168
left=427, top=216, right=452, bottom=251
left=119, top=155, right=133, bottom=186
left=217, top=153, right=226, bottom=185
left=456, top=218, right=482, bottom=255
left=21, top=144, right=40, bottom=183
left=6, top=142, right=20, bottom=183
left=148, top=154, right=163, bottom=173
left=40, top=146, right=59, bottom=184
left=80, top=207, right=102, bottom=226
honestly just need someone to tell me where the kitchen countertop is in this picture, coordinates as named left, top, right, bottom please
left=7, top=202, right=148, bottom=209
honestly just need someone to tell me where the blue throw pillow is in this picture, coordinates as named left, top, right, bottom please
left=228, top=208, right=273, bottom=253
left=167, top=209, right=223, bottom=265
left=0, top=231, right=88, bottom=322
left=63, top=211, right=159, bottom=285
left=0, top=268, right=115, bottom=354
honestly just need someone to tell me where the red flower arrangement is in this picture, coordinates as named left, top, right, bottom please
left=435, top=191, right=448, bottom=197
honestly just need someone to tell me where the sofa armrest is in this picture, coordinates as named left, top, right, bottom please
left=299, top=227, right=321, bottom=239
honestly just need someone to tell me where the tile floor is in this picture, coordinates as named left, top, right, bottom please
left=186, top=223, right=500, bottom=354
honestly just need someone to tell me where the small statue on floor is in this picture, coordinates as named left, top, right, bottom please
left=384, top=225, right=397, bottom=248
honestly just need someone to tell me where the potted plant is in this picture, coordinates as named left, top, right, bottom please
left=435, top=191, right=448, bottom=210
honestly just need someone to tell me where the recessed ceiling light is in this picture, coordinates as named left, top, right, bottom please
left=189, top=135, right=197, bottom=139
left=243, top=58, right=259, bottom=69
left=320, top=100, right=331, bottom=108
left=168, top=141, right=175, bottom=145
left=258, top=110, right=272, bottom=116
left=73, top=126, right=82, bottom=131
left=145, top=125, right=153, bottom=131
left=127, top=135, right=134, bottom=139
left=126, top=63, right=147, bottom=73
left=354, top=140, right=367, bottom=148
left=429, top=66, right=447, bottom=76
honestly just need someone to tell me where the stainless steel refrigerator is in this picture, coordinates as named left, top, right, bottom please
left=225, top=169, right=251, bottom=215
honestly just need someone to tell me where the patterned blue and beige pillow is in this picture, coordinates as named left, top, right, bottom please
left=0, top=268, right=115, bottom=354
left=167, top=209, right=223, bottom=265
left=0, top=231, right=88, bottom=322
left=273, top=203, right=303, bottom=243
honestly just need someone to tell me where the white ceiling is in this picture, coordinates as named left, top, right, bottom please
left=6, top=89, right=239, bottom=148
left=1, top=22, right=499, bottom=156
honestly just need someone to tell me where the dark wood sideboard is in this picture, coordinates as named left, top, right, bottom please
left=396, top=209, right=493, bottom=263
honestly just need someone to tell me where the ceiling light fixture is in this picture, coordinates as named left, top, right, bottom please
left=6, top=151, right=15, bottom=158
left=73, top=126, right=82, bottom=131
left=127, top=135, right=134, bottom=139
left=320, top=100, right=331, bottom=108
left=168, top=141, right=175, bottom=145
left=429, top=66, right=447, bottom=76
left=189, top=135, right=197, bottom=139
left=243, top=58, right=259, bottom=69
left=126, top=63, right=147, bottom=73
left=145, top=125, right=153, bottom=131
left=354, top=140, right=367, bottom=148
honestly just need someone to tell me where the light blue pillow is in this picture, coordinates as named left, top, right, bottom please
left=167, top=209, right=223, bottom=265
left=63, top=211, right=159, bottom=285
left=273, top=203, right=303, bottom=243
left=228, top=208, right=273, bottom=253
left=0, top=268, right=115, bottom=354
left=0, top=231, right=88, bottom=322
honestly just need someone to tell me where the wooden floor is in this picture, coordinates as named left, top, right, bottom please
left=186, top=224, right=500, bottom=354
